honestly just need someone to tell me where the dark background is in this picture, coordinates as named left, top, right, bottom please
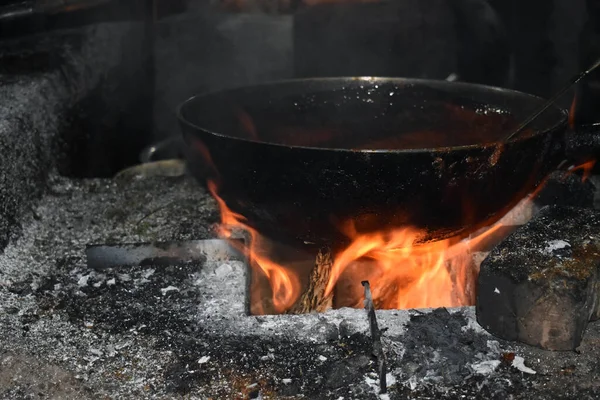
left=0, top=0, right=598, bottom=174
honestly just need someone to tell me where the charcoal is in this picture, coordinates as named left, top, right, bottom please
left=477, top=205, right=600, bottom=350
left=532, top=171, right=597, bottom=209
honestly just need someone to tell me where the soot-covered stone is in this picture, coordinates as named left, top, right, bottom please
left=532, top=170, right=597, bottom=209
left=477, top=205, right=600, bottom=350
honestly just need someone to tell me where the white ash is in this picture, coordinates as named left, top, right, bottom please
left=364, top=372, right=397, bottom=399
left=512, top=356, right=536, bottom=375
left=0, top=176, right=224, bottom=397
left=89, top=348, right=103, bottom=357
left=457, top=307, right=489, bottom=335
left=160, top=285, right=180, bottom=295
left=1, top=175, right=600, bottom=398
left=541, top=239, right=571, bottom=256
left=77, top=273, right=92, bottom=287
left=197, top=356, right=210, bottom=364
left=486, top=340, right=501, bottom=354
left=142, top=269, right=155, bottom=278
left=214, top=263, right=234, bottom=278
left=188, top=256, right=523, bottom=393
left=403, top=375, right=419, bottom=391
left=471, top=360, right=501, bottom=375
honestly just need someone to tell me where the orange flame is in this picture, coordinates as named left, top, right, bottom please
left=324, top=209, right=519, bottom=309
left=207, top=160, right=594, bottom=314
left=326, top=226, right=470, bottom=308
left=208, top=178, right=527, bottom=313
left=207, top=181, right=301, bottom=313
left=568, top=91, right=579, bottom=130
left=566, top=160, right=596, bottom=182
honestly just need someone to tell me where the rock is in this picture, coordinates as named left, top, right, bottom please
left=477, top=205, right=600, bottom=350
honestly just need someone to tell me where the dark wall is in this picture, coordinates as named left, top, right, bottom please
left=154, top=0, right=594, bottom=145
left=0, top=0, right=156, bottom=178
left=489, top=0, right=587, bottom=109
left=0, top=21, right=153, bottom=250
left=293, top=0, right=459, bottom=81
left=574, top=0, right=600, bottom=125
left=153, top=6, right=293, bottom=141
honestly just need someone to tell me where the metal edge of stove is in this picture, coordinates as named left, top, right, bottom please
left=85, top=239, right=246, bottom=268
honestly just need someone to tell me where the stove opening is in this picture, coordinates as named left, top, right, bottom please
left=205, top=159, right=597, bottom=316
left=206, top=174, right=574, bottom=315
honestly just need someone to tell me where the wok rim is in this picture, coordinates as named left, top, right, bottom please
left=177, top=76, right=569, bottom=154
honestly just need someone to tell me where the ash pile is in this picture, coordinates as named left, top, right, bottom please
left=0, top=168, right=599, bottom=399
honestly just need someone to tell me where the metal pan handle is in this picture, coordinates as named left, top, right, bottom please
left=139, top=136, right=185, bottom=164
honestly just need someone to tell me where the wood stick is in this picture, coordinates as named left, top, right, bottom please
left=362, top=280, right=387, bottom=394
left=287, top=247, right=334, bottom=314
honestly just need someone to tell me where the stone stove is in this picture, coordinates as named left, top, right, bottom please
left=1, top=2, right=600, bottom=399
left=1, top=168, right=600, bottom=399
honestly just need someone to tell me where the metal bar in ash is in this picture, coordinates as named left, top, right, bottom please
left=86, top=239, right=245, bottom=269
left=362, top=280, right=387, bottom=394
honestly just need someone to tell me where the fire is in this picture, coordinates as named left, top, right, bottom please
left=566, top=160, right=596, bottom=182
left=207, top=181, right=301, bottom=314
left=330, top=199, right=533, bottom=310
left=324, top=223, right=508, bottom=310
left=327, top=226, right=471, bottom=309
left=207, top=178, right=523, bottom=314
left=568, top=90, right=579, bottom=129
left=207, top=165, right=594, bottom=315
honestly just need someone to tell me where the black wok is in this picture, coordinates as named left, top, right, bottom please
left=177, top=77, right=598, bottom=246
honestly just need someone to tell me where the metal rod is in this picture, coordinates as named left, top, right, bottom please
left=362, top=280, right=387, bottom=394
left=503, top=56, right=600, bottom=143
left=0, top=1, right=34, bottom=21
left=0, top=0, right=111, bottom=22
left=85, top=239, right=245, bottom=269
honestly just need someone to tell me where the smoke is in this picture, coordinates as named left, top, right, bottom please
left=155, top=0, right=591, bottom=143
left=153, top=3, right=293, bottom=141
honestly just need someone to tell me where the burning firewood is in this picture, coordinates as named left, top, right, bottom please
left=287, top=247, right=334, bottom=314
